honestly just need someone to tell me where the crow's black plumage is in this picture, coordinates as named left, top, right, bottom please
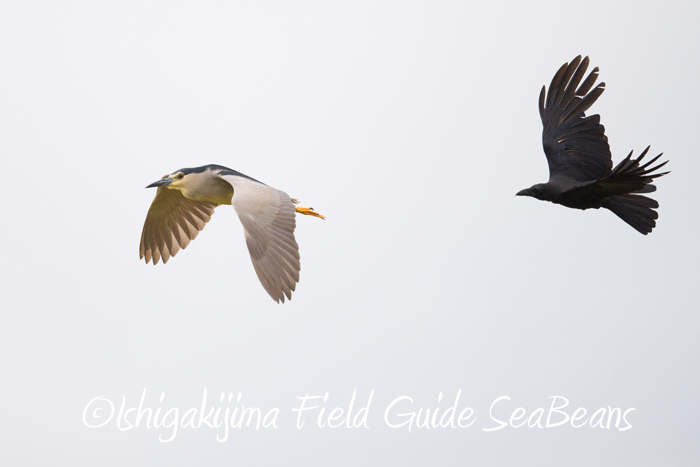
left=517, top=55, right=669, bottom=234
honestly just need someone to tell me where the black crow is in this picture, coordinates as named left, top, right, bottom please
left=517, top=56, right=669, bottom=234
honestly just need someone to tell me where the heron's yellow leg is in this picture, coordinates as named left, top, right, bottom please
left=295, top=207, right=325, bottom=219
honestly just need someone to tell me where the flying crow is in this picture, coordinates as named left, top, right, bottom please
left=517, top=56, right=669, bottom=234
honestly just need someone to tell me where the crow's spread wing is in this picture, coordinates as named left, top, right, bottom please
left=140, top=187, right=218, bottom=265
left=567, top=146, right=670, bottom=199
left=539, top=56, right=612, bottom=183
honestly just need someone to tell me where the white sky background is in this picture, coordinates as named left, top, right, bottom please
left=1, top=0, right=698, bottom=464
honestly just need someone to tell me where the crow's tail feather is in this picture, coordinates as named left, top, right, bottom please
left=602, top=194, right=659, bottom=235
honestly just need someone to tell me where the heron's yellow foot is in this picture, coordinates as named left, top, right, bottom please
left=295, top=207, right=325, bottom=219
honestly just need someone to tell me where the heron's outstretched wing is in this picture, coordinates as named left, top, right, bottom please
left=140, top=187, right=218, bottom=265
left=219, top=175, right=301, bottom=303
left=539, top=55, right=612, bottom=182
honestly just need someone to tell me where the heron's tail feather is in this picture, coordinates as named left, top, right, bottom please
left=602, top=194, right=659, bottom=235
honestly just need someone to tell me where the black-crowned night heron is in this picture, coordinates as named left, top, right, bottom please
left=140, top=164, right=323, bottom=303
left=516, top=55, right=669, bottom=234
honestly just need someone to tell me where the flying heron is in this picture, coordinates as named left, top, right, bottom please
left=140, top=164, right=323, bottom=303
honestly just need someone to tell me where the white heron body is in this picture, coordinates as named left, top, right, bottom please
left=175, top=167, right=234, bottom=204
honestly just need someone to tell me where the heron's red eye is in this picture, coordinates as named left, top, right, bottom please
left=177, top=174, right=184, bottom=179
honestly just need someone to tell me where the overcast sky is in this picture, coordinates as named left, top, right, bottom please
left=1, top=0, right=698, bottom=465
